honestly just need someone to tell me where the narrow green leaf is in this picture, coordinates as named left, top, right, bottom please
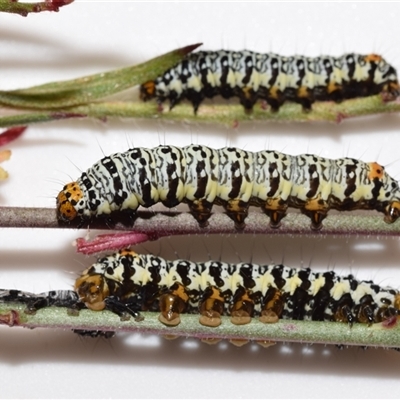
left=0, top=43, right=201, bottom=109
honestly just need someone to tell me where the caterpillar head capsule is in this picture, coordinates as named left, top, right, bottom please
left=56, top=182, right=84, bottom=222
left=139, top=81, right=157, bottom=101
left=74, top=273, right=109, bottom=311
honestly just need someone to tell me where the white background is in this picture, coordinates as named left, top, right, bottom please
left=1, top=1, right=400, bottom=398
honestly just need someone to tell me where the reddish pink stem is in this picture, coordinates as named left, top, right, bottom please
left=75, top=231, right=162, bottom=254
left=0, top=126, right=26, bottom=147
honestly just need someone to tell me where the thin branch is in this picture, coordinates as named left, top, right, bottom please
left=1, top=206, right=400, bottom=237
left=1, top=95, right=400, bottom=128
left=1, top=302, right=399, bottom=348
left=0, top=0, right=73, bottom=16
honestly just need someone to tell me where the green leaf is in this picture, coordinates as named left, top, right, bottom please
left=0, top=43, right=201, bottom=109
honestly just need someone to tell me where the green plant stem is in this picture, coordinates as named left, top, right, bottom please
left=0, top=95, right=399, bottom=128
left=1, top=302, right=399, bottom=348
left=0, top=0, right=73, bottom=16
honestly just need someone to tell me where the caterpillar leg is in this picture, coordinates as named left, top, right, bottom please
left=238, top=86, right=258, bottom=113
left=198, top=286, right=224, bottom=327
left=261, top=200, right=288, bottom=228
left=259, top=287, right=284, bottom=324
left=303, top=197, right=330, bottom=230
left=384, top=201, right=400, bottom=223
left=103, top=296, right=143, bottom=322
left=333, top=293, right=355, bottom=325
left=168, top=94, right=182, bottom=111
left=185, top=89, right=205, bottom=114
left=188, top=199, right=213, bottom=227
left=265, top=87, right=284, bottom=112
left=158, top=283, right=189, bottom=326
left=310, top=289, right=331, bottom=321
left=355, top=295, right=375, bottom=325
left=224, top=199, right=249, bottom=230
left=296, top=86, right=314, bottom=112
left=230, top=287, right=254, bottom=325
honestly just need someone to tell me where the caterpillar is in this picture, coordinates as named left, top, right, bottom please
left=139, top=50, right=400, bottom=113
left=0, top=288, right=79, bottom=313
left=74, top=249, right=400, bottom=328
left=56, top=145, right=400, bottom=230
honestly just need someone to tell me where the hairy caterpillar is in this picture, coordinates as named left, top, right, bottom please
left=139, top=50, right=400, bottom=113
left=56, top=145, right=400, bottom=230
left=74, top=249, right=400, bottom=328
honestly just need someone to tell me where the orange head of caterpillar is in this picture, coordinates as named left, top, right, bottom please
left=74, top=273, right=110, bottom=311
left=139, top=81, right=156, bottom=101
left=56, top=182, right=84, bottom=222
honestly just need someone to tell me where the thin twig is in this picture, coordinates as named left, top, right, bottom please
left=1, top=206, right=400, bottom=237
left=0, top=0, right=73, bottom=16
left=1, top=302, right=399, bottom=348
left=0, top=95, right=400, bottom=128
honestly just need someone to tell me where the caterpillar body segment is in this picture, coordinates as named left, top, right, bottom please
left=56, top=145, right=400, bottom=230
left=74, top=250, right=400, bottom=328
left=139, top=50, right=400, bottom=113
left=0, top=289, right=79, bottom=315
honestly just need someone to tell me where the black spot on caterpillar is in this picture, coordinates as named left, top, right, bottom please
left=74, top=249, right=400, bottom=328
left=56, top=145, right=400, bottom=230
left=139, top=50, right=400, bottom=113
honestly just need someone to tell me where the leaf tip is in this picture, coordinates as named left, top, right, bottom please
left=178, top=43, right=203, bottom=56
left=0, top=126, right=27, bottom=147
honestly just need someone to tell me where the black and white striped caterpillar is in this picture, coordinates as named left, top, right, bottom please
left=0, top=288, right=79, bottom=313
left=56, top=145, right=400, bottom=230
left=74, top=249, right=400, bottom=328
left=139, top=50, right=400, bottom=112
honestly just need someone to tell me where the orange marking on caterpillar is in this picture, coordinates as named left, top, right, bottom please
left=140, top=81, right=156, bottom=100
left=297, top=86, right=310, bottom=99
left=368, top=162, right=385, bottom=180
left=364, top=54, right=383, bottom=62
